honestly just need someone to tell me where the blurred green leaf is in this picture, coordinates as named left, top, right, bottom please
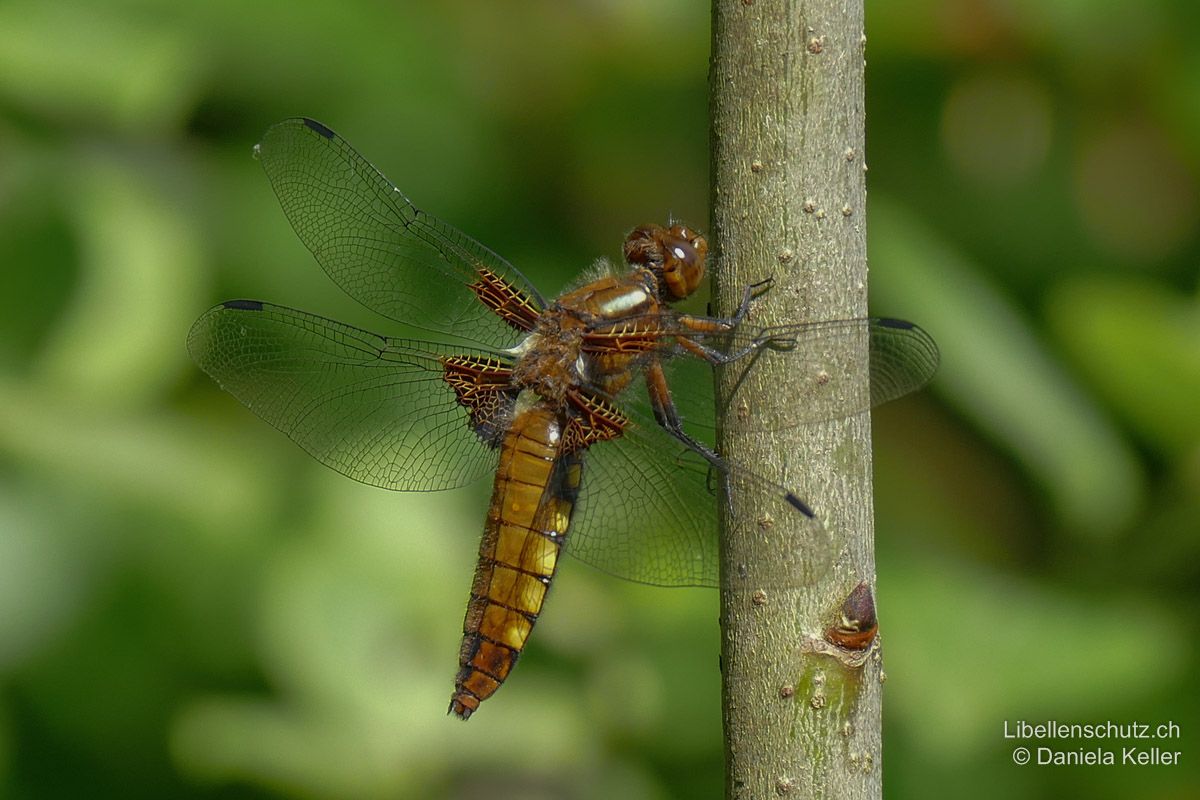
left=871, top=196, right=1146, bottom=538
left=1046, top=277, right=1200, bottom=454
left=0, top=487, right=105, bottom=671
left=0, top=0, right=204, bottom=133
left=0, top=379, right=275, bottom=532
left=35, top=150, right=206, bottom=410
left=885, top=554, right=1188, bottom=759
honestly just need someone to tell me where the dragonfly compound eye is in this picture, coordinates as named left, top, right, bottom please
left=660, top=232, right=706, bottom=300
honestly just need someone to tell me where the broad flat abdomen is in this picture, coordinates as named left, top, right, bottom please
left=449, top=402, right=581, bottom=719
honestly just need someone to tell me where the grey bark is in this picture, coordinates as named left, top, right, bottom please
left=710, top=1, right=881, bottom=798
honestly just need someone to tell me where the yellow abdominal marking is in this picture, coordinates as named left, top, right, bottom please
left=482, top=605, right=532, bottom=649
left=495, top=525, right=559, bottom=575
left=487, top=566, right=546, bottom=613
left=532, top=544, right=557, bottom=573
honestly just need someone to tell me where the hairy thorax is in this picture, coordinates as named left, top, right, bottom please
left=512, top=270, right=664, bottom=403
left=510, top=309, right=587, bottom=404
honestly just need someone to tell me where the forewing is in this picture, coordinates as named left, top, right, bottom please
left=664, top=317, right=939, bottom=434
left=863, top=318, right=940, bottom=407
left=187, top=300, right=497, bottom=491
left=255, top=118, right=544, bottom=349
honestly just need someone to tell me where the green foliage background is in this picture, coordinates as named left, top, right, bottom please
left=1, top=1, right=1197, bottom=798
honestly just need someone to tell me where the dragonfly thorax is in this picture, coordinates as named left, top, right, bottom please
left=511, top=314, right=588, bottom=404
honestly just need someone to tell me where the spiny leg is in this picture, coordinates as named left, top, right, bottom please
left=642, top=350, right=816, bottom=521
left=674, top=277, right=774, bottom=363
left=642, top=358, right=727, bottom=471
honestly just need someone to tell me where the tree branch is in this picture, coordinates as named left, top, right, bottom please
left=710, top=1, right=881, bottom=797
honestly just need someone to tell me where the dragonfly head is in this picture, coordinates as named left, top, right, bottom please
left=623, top=223, right=708, bottom=301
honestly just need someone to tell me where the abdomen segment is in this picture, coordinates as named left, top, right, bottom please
left=450, top=402, right=581, bottom=719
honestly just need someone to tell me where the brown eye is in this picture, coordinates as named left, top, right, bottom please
left=669, top=240, right=695, bottom=266
left=667, top=223, right=709, bottom=262
left=625, top=222, right=707, bottom=299
left=660, top=233, right=704, bottom=299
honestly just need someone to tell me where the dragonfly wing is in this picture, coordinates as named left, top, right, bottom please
left=564, top=399, right=841, bottom=589
left=674, top=317, right=939, bottom=434
left=188, top=300, right=499, bottom=491
left=566, top=408, right=720, bottom=587
left=863, top=318, right=941, bottom=407
left=594, top=315, right=937, bottom=434
left=255, top=118, right=544, bottom=349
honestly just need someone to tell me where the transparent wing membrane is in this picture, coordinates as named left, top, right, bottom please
left=187, top=301, right=500, bottom=492
left=656, top=316, right=939, bottom=435
left=567, top=402, right=841, bottom=589
left=255, top=118, right=543, bottom=350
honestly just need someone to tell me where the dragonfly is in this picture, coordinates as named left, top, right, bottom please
left=188, top=118, right=939, bottom=720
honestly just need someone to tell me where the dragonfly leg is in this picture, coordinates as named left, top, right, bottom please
left=643, top=359, right=813, bottom=523
left=678, top=277, right=773, bottom=334
left=676, top=335, right=763, bottom=366
left=642, top=358, right=727, bottom=471
left=644, top=347, right=817, bottom=523
left=729, top=276, right=774, bottom=325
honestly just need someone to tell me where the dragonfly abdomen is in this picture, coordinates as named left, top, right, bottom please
left=449, top=402, right=581, bottom=719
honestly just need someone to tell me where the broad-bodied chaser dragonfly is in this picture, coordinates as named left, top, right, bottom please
left=188, top=118, right=938, bottom=719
